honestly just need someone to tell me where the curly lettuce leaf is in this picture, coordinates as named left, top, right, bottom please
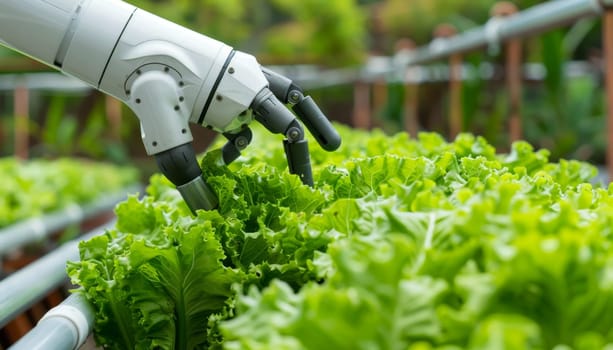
left=69, top=124, right=613, bottom=350
left=222, top=235, right=448, bottom=350
left=0, top=157, right=138, bottom=227
left=68, top=193, right=242, bottom=349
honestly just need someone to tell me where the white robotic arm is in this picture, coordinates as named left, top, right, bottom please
left=0, top=0, right=341, bottom=213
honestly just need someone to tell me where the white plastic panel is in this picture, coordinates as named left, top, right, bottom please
left=0, top=0, right=80, bottom=64
left=99, top=8, right=230, bottom=106
left=43, top=0, right=78, bottom=12
left=62, top=0, right=135, bottom=86
left=128, top=70, right=193, bottom=154
left=202, top=51, right=266, bottom=131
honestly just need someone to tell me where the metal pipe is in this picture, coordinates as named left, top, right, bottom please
left=398, top=0, right=604, bottom=67
left=0, top=73, right=90, bottom=92
left=9, top=293, right=94, bottom=350
left=0, top=185, right=140, bottom=256
left=272, top=59, right=598, bottom=91
left=497, top=0, right=601, bottom=41
left=0, top=221, right=114, bottom=328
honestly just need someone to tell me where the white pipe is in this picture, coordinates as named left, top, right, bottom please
left=399, top=0, right=605, bottom=67
left=0, top=185, right=140, bottom=256
left=288, top=0, right=608, bottom=89
left=0, top=73, right=90, bottom=92
left=9, top=293, right=94, bottom=350
left=0, top=221, right=114, bottom=328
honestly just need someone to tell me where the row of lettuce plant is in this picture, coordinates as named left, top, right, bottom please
left=0, top=158, right=138, bottom=228
left=68, top=125, right=613, bottom=349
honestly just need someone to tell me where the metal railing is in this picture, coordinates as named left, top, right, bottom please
left=395, top=0, right=606, bottom=67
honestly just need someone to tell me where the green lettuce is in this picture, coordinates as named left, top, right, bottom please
left=0, top=158, right=138, bottom=227
left=69, top=124, right=613, bottom=350
left=67, top=193, right=242, bottom=349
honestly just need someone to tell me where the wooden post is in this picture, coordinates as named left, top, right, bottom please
left=105, top=95, right=123, bottom=140
left=396, top=39, right=419, bottom=137
left=372, top=78, right=387, bottom=127
left=13, top=81, right=29, bottom=159
left=604, top=9, right=613, bottom=181
left=435, top=24, right=462, bottom=139
left=353, top=80, right=371, bottom=129
left=493, top=2, right=523, bottom=142
left=3, top=316, right=33, bottom=344
left=449, top=53, right=463, bottom=139
left=404, top=75, right=420, bottom=138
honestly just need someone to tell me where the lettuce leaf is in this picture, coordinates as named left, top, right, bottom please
left=69, top=124, right=613, bottom=350
left=0, top=157, right=138, bottom=227
left=68, top=193, right=242, bottom=349
left=222, top=235, right=449, bottom=350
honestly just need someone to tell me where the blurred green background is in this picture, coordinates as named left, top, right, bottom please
left=0, top=0, right=608, bottom=169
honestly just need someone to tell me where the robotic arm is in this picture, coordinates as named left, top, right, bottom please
left=0, top=0, right=340, bottom=214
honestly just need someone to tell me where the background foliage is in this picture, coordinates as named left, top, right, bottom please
left=124, top=0, right=367, bottom=66
left=1, top=0, right=609, bottom=165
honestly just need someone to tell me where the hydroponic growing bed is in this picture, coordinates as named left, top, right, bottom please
left=0, top=158, right=139, bottom=347
left=67, top=125, right=613, bottom=349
